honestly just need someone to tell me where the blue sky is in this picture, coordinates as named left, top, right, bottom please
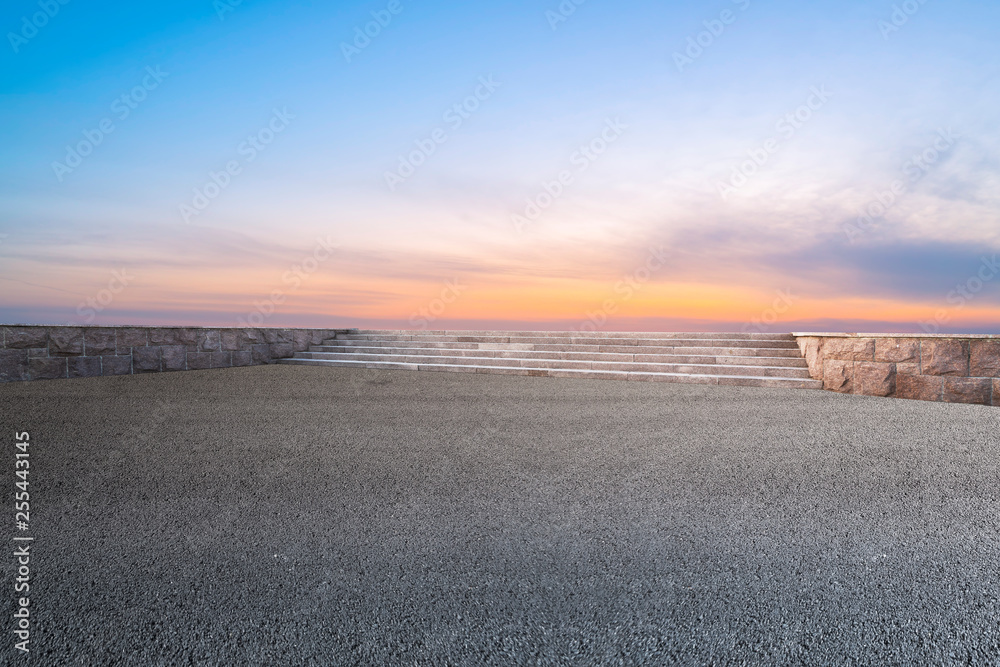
left=1, top=0, right=998, bottom=331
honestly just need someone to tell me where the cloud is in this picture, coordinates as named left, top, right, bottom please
left=774, top=237, right=1000, bottom=302
left=621, top=222, right=1000, bottom=305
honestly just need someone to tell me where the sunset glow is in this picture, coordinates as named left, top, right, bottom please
left=2, top=0, right=998, bottom=332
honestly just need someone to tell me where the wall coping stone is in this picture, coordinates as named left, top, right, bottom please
left=793, top=332, right=1000, bottom=339
left=2, top=325, right=360, bottom=331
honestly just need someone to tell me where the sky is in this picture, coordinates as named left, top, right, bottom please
left=1, top=0, right=998, bottom=333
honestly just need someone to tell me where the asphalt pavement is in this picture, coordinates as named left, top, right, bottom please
left=2, top=365, right=999, bottom=665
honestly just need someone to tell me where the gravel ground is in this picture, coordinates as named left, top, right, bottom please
left=2, top=365, right=999, bottom=665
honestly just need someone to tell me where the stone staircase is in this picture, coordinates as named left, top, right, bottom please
left=279, top=330, right=822, bottom=389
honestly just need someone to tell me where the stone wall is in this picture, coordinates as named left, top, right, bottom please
left=0, top=326, right=351, bottom=383
left=793, top=333, right=1000, bottom=406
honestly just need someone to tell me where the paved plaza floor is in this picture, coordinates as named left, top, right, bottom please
left=3, top=365, right=999, bottom=664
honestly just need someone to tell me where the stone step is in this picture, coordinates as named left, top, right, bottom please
left=334, top=335, right=800, bottom=349
left=318, top=340, right=805, bottom=357
left=295, top=351, right=813, bottom=378
left=285, top=330, right=818, bottom=389
left=348, top=329, right=795, bottom=341
left=307, top=346, right=809, bottom=368
left=278, top=357, right=822, bottom=389
left=337, top=333, right=798, bottom=348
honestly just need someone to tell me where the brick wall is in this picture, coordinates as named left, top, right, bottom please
left=0, top=326, right=352, bottom=383
left=793, top=334, right=1000, bottom=406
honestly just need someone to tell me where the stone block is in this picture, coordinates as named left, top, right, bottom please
left=269, top=343, right=294, bottom=359
left=821, top=338, right=875, bottom=362
left=232, top=350, right=252, bottom=367
left=874, top=338, right=920, bottom=363
left=196, top=330, right=222, bottom=352
left=895, top=362, right=920, bottom=376
left=48, top=327, right=84, bottom=356
left=187, top=352, right=213, bottom=370
left=969, top=340, right=1000, bottom=377
left=221, top=329, right=240, bottom=351
left=823, top=359, right=853, bottom=393
left=132, top=346, right=162, bottom=373
left=795, top=337, right=823, bottom=380
left=239, top=328, right=266, bottom=347
left=210, top=352, right=232, bottom=368
left=292, top=330, right=312, bottom=351
left=148, top=328, right=198, bottom=347
left=68, top=357, right=103, bottom=378
left=896, top=375, right=943, bottom=402
left=101, top=355, right=132, bottom=375
left=994, top=380, right=1000, bottom=407
left=3, top=327, right=48, bottom=349
left=921, top=340, right=968, bottom=376
left=27, top=348, right=48, bottom=358
left=263, top=329, right=292, bottom=344
left=853, top=362, right=896, bottom=397
left=251, top=344, right=272, bottom=364
left=28, top=357, right=67, bottom=380
left=117, top=328, right=148, bottom=348
left=147, top=328, right=175, bottom=346
left=161, top=345, right=187, bottom=371
left=0, top=349, right=29, bottom=382
left=84, top=328, right=117, bottom=355
left=942, top=377, right=992, bottom=405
